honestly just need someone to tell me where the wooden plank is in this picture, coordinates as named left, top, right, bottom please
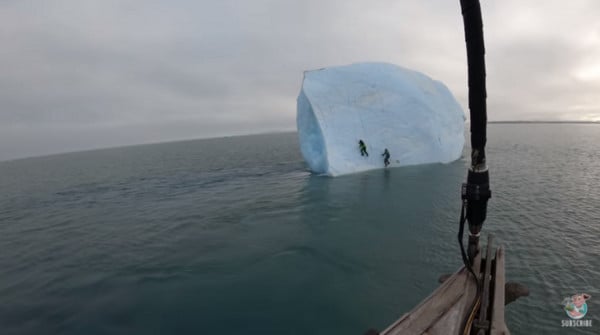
left=424, top=289, right=470, bottom=335
left=476, top=235, right=494, bottom=334
left=381, top=248, right=482, bottom=335
left=490, top=246, right=510, bottom=335
left=455, top=244, right=482, bottom=335
left=380, top=268, right=469, bottom=335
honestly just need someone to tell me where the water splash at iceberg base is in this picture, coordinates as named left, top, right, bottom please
left=296, top=62, right=465, bottom=176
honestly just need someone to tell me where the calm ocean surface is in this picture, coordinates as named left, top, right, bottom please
left=0, top=124, right=599, bottom=334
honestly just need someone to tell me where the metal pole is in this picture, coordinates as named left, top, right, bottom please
left=459, top=0, right=491, bottom=262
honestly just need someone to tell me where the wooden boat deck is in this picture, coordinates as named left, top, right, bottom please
left=380, top=238, right=509, bottom=335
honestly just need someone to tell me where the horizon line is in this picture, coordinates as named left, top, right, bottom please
left=486, top=120, right=600, bottom=124
left=2, top=121, right=598, bottom=163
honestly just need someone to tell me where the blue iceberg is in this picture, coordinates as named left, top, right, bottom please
left=297, top=62, right=465, bottom=176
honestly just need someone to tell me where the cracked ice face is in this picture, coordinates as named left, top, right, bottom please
left=297, top=90, right=328, bottom=174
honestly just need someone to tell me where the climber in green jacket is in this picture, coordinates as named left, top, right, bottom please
left=358, top=140, right=368, bottom=157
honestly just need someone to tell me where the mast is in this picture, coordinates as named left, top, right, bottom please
left=459, top=0, right=491, bottom=262
left=366, top=3, right=530, bottom=334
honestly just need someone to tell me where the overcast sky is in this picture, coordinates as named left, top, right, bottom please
left=1, top=0, right=599, bottom=160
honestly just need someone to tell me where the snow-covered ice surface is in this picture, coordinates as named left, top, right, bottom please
left=297, top=62, right=465, bottom=176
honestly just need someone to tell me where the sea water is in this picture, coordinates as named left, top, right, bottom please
left=0, top=124, right=598, bottom=334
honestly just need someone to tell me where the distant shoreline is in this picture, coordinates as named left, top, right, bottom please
left=487, top=121, right=599, bottom=124
left=2, top=122, right=597, bottom=163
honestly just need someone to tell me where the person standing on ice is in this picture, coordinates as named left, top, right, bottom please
left=358, top=140, right=368, bottom=156
left=382, top=148, right=391, bottom=167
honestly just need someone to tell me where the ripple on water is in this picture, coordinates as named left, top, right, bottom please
left=1, top=128, right=600, bottom=334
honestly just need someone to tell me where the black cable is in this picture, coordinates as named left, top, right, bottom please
left=459, top=0, right=488, bottom=168
left=458, top=1, right=489, bottom=333
left=458, top=201, right=482, bottom=335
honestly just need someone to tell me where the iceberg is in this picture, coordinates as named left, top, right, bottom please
left=297, top=62, right=465, bottom=176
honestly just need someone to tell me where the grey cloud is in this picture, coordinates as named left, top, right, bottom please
left=1, top=0, right=599, bottom=160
